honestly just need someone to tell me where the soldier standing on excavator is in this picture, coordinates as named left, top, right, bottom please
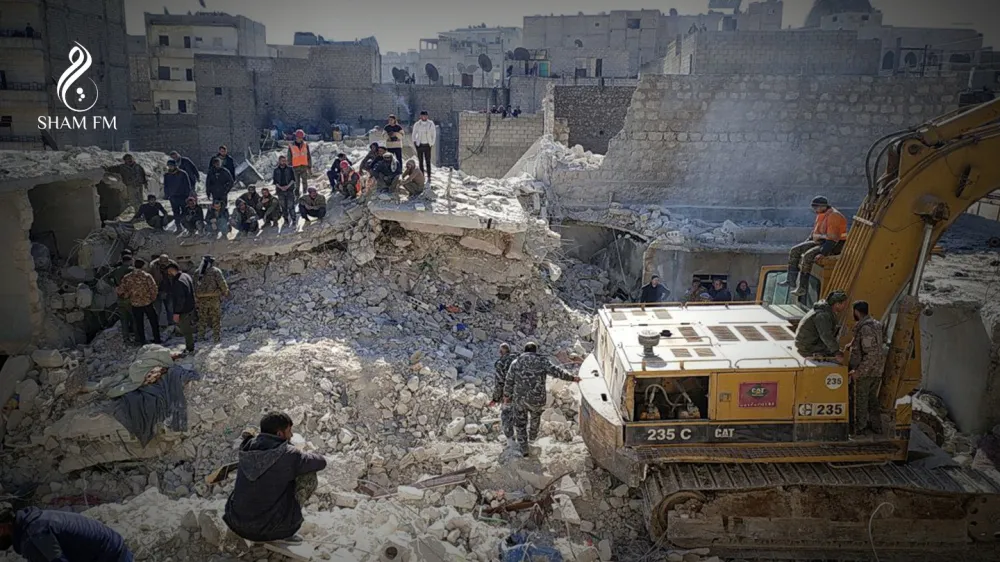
left=848, top=300, right=886, bottom=436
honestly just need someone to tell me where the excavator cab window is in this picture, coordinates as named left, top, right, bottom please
left=759, top=269, right=820, bottom=311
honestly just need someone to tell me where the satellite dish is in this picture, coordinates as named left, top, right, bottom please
left=513, top=47, right=530, bottom=61
left=457, top=63, right=466, bottom=73
left=391, top=67, right=403, bottom=83
left=574, top=39, right=583, bottom=48
left=478, top=54, right=493, bottom=73
left=425, top=63, right=439, bottom=83
left=465, top=64, right=478, bottom=74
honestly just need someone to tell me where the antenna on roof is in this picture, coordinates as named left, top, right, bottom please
left=163, top=6, right=169, bottom=14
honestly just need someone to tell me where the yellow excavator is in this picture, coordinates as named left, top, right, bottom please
left=578, top=98, right=1000, bottom=560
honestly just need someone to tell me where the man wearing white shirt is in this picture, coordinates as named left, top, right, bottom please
left=411, top=110, right=437, bottom=184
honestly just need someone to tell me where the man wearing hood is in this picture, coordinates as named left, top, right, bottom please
left=795, top=290, right=848, bottom=360
left=224, top=412, right=327, bottom=544
left=0, top=503, right=133, bottom=561
left=734, top=280, right=753, bottom=301
left=206, top=157, right=235, bottom=203
left=231, top=199, right=259, bottom=234
left=163, top=159, right=193, bottom=230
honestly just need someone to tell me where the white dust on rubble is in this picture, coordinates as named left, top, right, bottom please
left=0, top=146, right=170, bottom=184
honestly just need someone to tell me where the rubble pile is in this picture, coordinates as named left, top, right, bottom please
left=568, top=203, right=767, bottom=248
left=0, top=146, right=170, bottom=183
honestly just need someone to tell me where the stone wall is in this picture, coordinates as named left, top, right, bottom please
left=663, top=30, right=881, bottom=76
left=550, top=74, right=960, bottom=213
left=28, top=181, right=101, bottom=260
left=131, top=114, right=201, bottom=172
left=458, top=113, right=545, bottom=178
left=552, top=85, right=636, bottom=154
left=0, top=191, right=43, bottom=354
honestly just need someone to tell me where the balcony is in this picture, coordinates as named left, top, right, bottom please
left=0, top=83, right=48, bottom=103
left=150, top=45, right=194, bottom=59
left=150, top=79, right=196, bottom=93
left=0, top=29, right=43, bottom=50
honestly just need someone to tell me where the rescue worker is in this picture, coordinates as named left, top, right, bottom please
left=848, top=300, right=886, bottom=435
left=149, top=254, right=179, bottom=326
left=360, top=142, right=381, bottom=172
left=212, top=144, right=237, bottom=180
left=372, top=152, right=400, bottom=192
left=490, top=343, right=519, bottom=448
left=131, top=194, right=168, bottom=230
left=394, top=160, right=425, bottom=198
left=780, top=196, right=848, bottom=296
left=734, top=280, right=753, bottom=301
left=237, top=185, right=262, bottom=215
left=286, top=129, right=312, bottom=193
left=638, top=275, right=669, bottom=303
left=118, top=258, right=161, bottom=345
left=259, top=187, right=281, bottom=228
left=163, top=159, right=193, bottom=231
left=180, top=196, right=204, bottom=235
left=206, top=200, right=230, bottom=235
left=108, top=252, right=135, bottom=343
left=327, top=153, right=351, bottom=192
left=299, top=187, right=327, bottom=222
left=502, top=342, right=581, bottom=457
left=166, top=263, right=196, bottom=353
left=412, top=110, right=436, bottom=183
left=273, top=155, right=297, bottom=228
left=795, top=290, right=848, bottom=361
left=382, top=114, right=405, bottom=169
left=231, top=199, right=260, bottom=234
left=223, top=412, right=327, bottom=545
left=338, top=161, right=362, bottom=200
left=169, top=150, right=200, bottom=186
left=709, top=279, right=732, bottom=302
left=206, top=157, right=235, bottom=204
left=0, top=502, right=134, bottom=562
left=195, top=255, right=229, bottom=344
left=108, top=153, right=148, bottom=206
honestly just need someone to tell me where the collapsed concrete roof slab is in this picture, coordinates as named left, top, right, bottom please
left=0, top=169, right=106, bottom=193
left=368, top=195, right=529, bottom=235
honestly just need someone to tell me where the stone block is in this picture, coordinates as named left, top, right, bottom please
left=31, top=349, right=64, bottom=368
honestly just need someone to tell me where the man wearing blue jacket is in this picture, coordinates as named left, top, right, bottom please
left=163, top=159, right=193, bottom=230
left=1, top=503, right=133, bottom=561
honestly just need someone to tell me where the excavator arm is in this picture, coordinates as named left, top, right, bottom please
left=827, top=97, right=1000, bottom=411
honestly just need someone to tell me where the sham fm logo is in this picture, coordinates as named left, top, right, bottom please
left=38, top=42, right=117, bottom=131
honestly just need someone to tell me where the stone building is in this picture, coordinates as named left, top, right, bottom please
left=417, top=25, right=522, bottom=87
left=142, top=12, right=269, bottom=115
left=0, top=0, right=131, bottom=151
left=383, top=49, right=420, bottom=84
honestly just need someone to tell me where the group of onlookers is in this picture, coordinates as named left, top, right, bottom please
left=637, top=275, right=754, bottom=304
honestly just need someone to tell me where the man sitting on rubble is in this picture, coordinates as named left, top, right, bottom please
left=795, top=290, right=848, bottom=362
left=394, top=159, right=425, bottom=198
left=1, top=502, right=134, bottom=562
left=259, top=187, right=282, bottom=229
left=180, top=196, right=204, bottom=235
left=779, top=196, right=848, bottom=296
left=338, top=161, right=362, bottom=200
left=298, top=187, right=327, bottom=223
left=371, top=151, right=400, bottom=193
left=360, top=142, right=381, bottom=172
left=503, top=342, right=582, bottom=457
left=327, top=152, right=352, bottom=192
left=223, top=412, right=327, bottom=545
left=231, top=199, right=260, bottom=234
left=206, top=200, right=230, bottom=235
left=237, top=185, right=262, bottom=215
left=131, top=194, right=169, bottom=230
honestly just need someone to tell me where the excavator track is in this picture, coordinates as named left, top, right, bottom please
left=642, top=462, right=1000, bottom=561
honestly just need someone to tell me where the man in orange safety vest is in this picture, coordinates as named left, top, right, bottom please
left=286, top=129, right=313, bottom=193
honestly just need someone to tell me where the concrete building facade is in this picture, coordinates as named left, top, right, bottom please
left=382, top=49, right=420, bottom=84
left=417, top=25, right=522, bottom=87
left=143, top=12, right=268, bottom=115
left=0, top=0, right=131, bottom=151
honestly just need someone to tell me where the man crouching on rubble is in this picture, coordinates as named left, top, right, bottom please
left=1, top=502, right=134, bottom=561
left=223, top=412, right=327, bottom=545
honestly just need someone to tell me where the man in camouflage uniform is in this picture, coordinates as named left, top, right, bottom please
left=795, top=290, right=849, bottom=361
left=503, top=342, right=581, bottom=457
left=490, top=343, right=519, bottom=447
left=117, top=258, right=161, bottom=344
left=848, top=300, right=886, bottom=436
left=108, top=251, right=135, bottom=343
left=194, top=255, right=229, bottom=343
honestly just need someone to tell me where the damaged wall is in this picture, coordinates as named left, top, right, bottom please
left=28, top=180, right=101, bottom=261
left=0, top=191, right=44, bottom=354
left=643, top=242, right=786, bottom=298
left=552, top=85, right=636, bottom=154
left=549, top=73, right=961, bottom=213
left=458, top=113, right=545, bottom=178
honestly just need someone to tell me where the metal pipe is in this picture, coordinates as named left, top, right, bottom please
left=909, top=221, right=935, bottom=297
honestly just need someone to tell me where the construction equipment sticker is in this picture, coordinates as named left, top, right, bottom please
left=739, top=382, right=778, bottom=408
left=37, top=42, right=117, bottom=131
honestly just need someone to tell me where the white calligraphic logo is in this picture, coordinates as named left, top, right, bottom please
left=56, top=42, right=99, bottom=113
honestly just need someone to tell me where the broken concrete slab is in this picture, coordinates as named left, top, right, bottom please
left=31, top=349, right=64, bottom=368
left=459, top=235, right=504, bottom=256
left=368, top=195, right=529, bottom=235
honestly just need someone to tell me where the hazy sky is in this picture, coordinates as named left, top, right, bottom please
left=126, top=0, right=999, bottom=53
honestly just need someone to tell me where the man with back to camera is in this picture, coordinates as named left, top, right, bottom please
left=0, top=502, right=134, bottom=562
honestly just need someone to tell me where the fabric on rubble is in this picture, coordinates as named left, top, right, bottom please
left=111, top=364, right=201, bottom=447
left=500, top=532, right=563, bottom=562
left=106, top=345, right=173, bottom=398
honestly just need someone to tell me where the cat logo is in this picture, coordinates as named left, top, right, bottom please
left=748, top=384, right=769, bottom=399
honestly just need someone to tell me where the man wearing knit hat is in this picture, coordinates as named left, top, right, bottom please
left=795, top=290, right=849, bottom=360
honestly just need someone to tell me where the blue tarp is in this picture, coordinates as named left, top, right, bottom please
left=499, top=532, right=563, bottom=562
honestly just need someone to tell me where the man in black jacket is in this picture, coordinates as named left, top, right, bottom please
left=0, top=503, right=133, bottom=562
left=272, top=155, right=297, bottom=228
left=168, top=150, right=199, bottom=185
left=206, top=157, right=235, bottom=203
left=166, top=263, right=196, bottom=352
left=224, top=412, right=327, bottom=544
left=131, top=194, right=169, bottom=230
left=638, top=275, right=670, bottom=304
left=212, top=145, right=237, bottom=179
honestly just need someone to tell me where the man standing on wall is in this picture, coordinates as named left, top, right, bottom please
left=286, top=130, right=312, bottom=193
left=412, top=110, right=436, bottom=185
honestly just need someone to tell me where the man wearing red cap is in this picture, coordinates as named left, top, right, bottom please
left=286, top=129, right=312, bottom=194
